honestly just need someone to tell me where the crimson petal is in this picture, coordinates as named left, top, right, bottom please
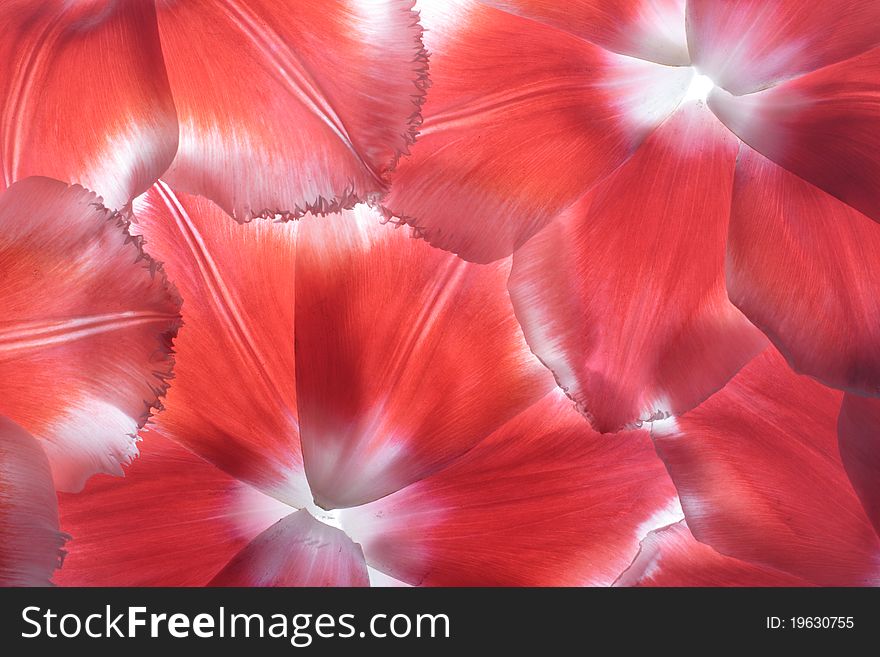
left=509, top=102, right=766, bottom=432
left=0, top=178, right=180, bottom=492
left=0, top=416, right=65, bottom=586
left=653, top=349, right=880, bottom=586
left=0, top=0, right=178, bottom=209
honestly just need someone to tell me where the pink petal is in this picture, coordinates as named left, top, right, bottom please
left=709, top=46, right=880, bottom=226
left=0, top=416, right=65, bottom=586
left=1, top=0, right=177, bottom=209
left=478, top=0, right=689, bottom=64
left=385, top=0, right=693, bottom=262
left=294, top=207, right=552, bottom=509
left=615, top=521, right=812, bottom=587
left=653, top=348, right=880, bottom=586
left=838, top=394, right=880, bottom=535
left=687, top=0, right=880, bottom=95
left=210, top=510, right=369, bottom=587
left=132, top=183, right=309, bottom=507
left=56, top=431, right=292, bottom=587
left=509, top=102, right=766, bottom=433
left=0, top=178, right=180, bottom=492
left=156, top=0, right=427, bottom=220
left=342, top=390, right=678, bottom=586
left=727, top=146, right=880, bottom=395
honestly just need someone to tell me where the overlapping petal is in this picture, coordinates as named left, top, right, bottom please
left=687, top=0, right=880, bottom=94
left=132, top=183, right=309, bottom=507
left=837, top=394, right=880, bottom=535
left=342, top=389, right=679, bottom=586
left=294, top=208, right=551, bottom=509
left=0, top=0, right=178, bottom=209
left=710, top=46, right=880, bottom=227
left=56, top=431, right=291, bottom=587
left=727, top=146, right=880, bottom=395
left=615, top=521, right=812, bottom=587
left=478, top=0, right=689, bottom=65
left=155, top=0, right=427, bottom=220
left=210, top=510, right=369, bottom=587
left=0, top=178, right=181, bottom=492
left=653, top=349, right=880, bottom=586
left=0, top=416, right=65, bottom=587
left=509, top=103, right=766, bottom=432
left=385, top=0, right=693, bottom=262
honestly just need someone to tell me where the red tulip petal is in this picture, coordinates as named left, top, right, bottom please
left=710, top=46, right=880, bottom=226
left=384, top=0, right=693, bottom=262
left=0, top=416, right=65, bottom=586
left=342, top=390, right=679, bottom=586
left=294, top=207, right=552, bottom=509
left=131, top=182, right=308, bottom=507
left=0, top=0, right=177, bottom=209
left=0, top=178, right=180, bottom=492
left=615, top=521, right=812, bottom=587
left=509, top=102, right=766, bottom=433
left=56, top=431, right=292, bottom=586
left=156, top=0, right=427, bottom=220
left=838, top=394, right=880, bottom=535
left=209, top=509, right=369, bottom=587
left=687, top=0, right=880, bottom=95
left=478, top=0, right=689, bottom=64
left=653, top=348, right=880, bottom=586
left=727, top=146, right=880, bottom=395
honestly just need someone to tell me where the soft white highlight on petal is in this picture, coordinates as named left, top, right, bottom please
left=635, top=497, right=685, bottom=539
left=368, top=566, right=412, bottom=587
left=39, top=398, right=139, bottom=492
left=684, top=73, right=714, bottom=103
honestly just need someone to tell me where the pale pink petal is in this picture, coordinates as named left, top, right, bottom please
left=0, top=416, right=65, bottom=587
left=653, top=349, right=880, bottom=586
left=688, top=0, right=880, bottom=94
left=727, top=146, right=880, bottom=395
left=615, top=521, right=812, bottom=587
left=385, top=0, right=693, bottom=262
left=210, top=510, right=369, bottom=587
left=56, top=431, right=291, bottom=587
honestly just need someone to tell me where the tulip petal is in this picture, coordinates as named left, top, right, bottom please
left=155, top=0, right=427, bottom=220
left=342, top=390, right=679, bottom=586
left=653, top=348, right=880, bottom=586
left=615, top=521, right=812, bottom=587
left=295, top=207, right=552, bottom=509
left=209, top=510, right=369, bottom=587
left=687, top=0, right=880, bottom=95
left=838, top=394, right=880, bottom=535
left=385, top=0, right=693, bottom=262
left=0, top=416, right=65, bottom=587
left=478, top=0, right=689, bottom=65
left=56, top=431, right=292, bottom=586
left=132, top=182, right=308, bottom=507
left=709, top=46, right=880, bottom=227
left=727, top=146, right=880, bottom=395
left=0, top=0, right=178, bottom=209
left=0, top=178, right=180, bottom=492
left=509, top=102, right=766, bottom=433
